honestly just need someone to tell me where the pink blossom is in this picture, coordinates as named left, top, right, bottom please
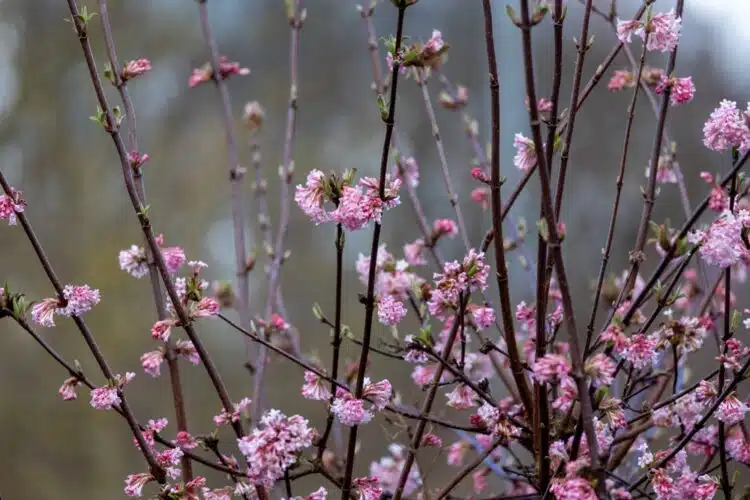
left=403, top=239, right=426, bottom=266
left=175, top=431, right=198, bottom=450
left=202, top=487, right=233, bottom=500
left=585, top=353, right=616, bottom=387
left=332, top=176, right=401, bottom=231
left=0, top=187, right=25, bottom=225
left=57, top=284, right=100, bottom=317
left=447, top=440, right=468, bottom=466
left=59, top=376, right=80, bottom=401
left=361, top=378, right=392, bottom=410
left=90, top=386, right=120, bottom=410
left=716, top=395, right=748, bottom=425
left=31, top=297, right=60, bottom=327
left=119, top=245, right=149, bottom=278
left=128, top=151, right=149, bottom=168
left=124, top=472, right=154, bottom=497
left=188, top=56, right=249, bottom=87
left=446, top=384, right=476, bottom=409
left=552, top=377, right=578, bottom=412
left=151, top=319, right=176, bottom=342
left=136, top=418, right=168, bottom=449
left=537, top=97, right=553, bottom=113
left=161, top=246, right=186, bottom=274
left=191, top=296, right=219, bottom=318
left=331, top=389, right=373, bottom=426
left=214, top=397, right=251, bottom=426
left=377, top=294, right=407, bottom=326
left=471, top=305, right=495, bottom=330
left=702, top=100, right=750, bottom=152
left=295, top=170, right=330, bottom=224
left=121, top=58, right=152, bottom=80
left=515, top=301, right=536, bottom=332
left=395, top=156, right=419, bottom=188
left=174, top=339, right=200, bottom=365
left=655, top=75, right=695, bottom=106
left=432, top=218, right=458, bottom=239
left=236, top=409, right=315, bottom=487
left=141, top=350, right=164, bottom=377
left=513, top=133, right=537, bottom=172
left=353, top=477, right=382, bottom=500
left=301, top=371, right=332, bottom=401
left=156, top=447, right=184, bottom=479
left=369, top=444, right=422, bottom=496
left=622, top=333, right=658, bottom=370
left=550, top=477, right=597, bottom=500
left=423, top=30, right=444, bottom=55
left=532, top=354, right=571, bottom=385
left=471, top=187, right=490, bottom=210
left=422, top=433, right=442, bottom=447
left=616, top=19, right=641, bottom=44
left=645, top=10, right=682, bottom=52
left=608, top=70, right=635, bottom=91
left=472, top=469, right=488, bottom=494
left=691, top=209, right=750, bottom=268
left=709, top=185, right=728, bottom=212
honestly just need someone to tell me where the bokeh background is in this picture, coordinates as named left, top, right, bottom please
left=0, top=0, right=749, bottom=498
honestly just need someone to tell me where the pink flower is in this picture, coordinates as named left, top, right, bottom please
left=532, top=354, right=571, bottom=385
left=332, top=176, right=401, bottom=231
left=151, top=319, right=175, bottom=342
left=691, top=209, right=750, bottom=268
left=622, top=333, right=658, bottom=370
left=59, top=376, right=80, bottom=401
left=90, top=372, right=135, bottom=410
left=119, top=245, right=149, bottom=278
left=191, top=297, right=219, bottom=318
left=471, top=306, right=495, bottom=330
left=550, top=477, right=597, bottom=500
left=716, top=395, right=748, bottom=425
left=422, top=433, right=442, bottom=447
left=353, top=477, right=382, bottom=500
left=537, top=97, right=553, bottom=113
left=237, top=409, right=315, bottom=486
left=136, top=418, right=168, bottom=449
left=161, top=246, right=186, bottom=274
left=156, top=447, right=184, bottom=479
left=395, top=156, right=419, bottom=188
left=369, top=444, right=422, bottom=496
left=128, top=151, right=149, bottom=168
left=403, top=239, right=426, bottom=267
left=447, top=441, right=468, bottom=466
left=188, top=56, right=249, bottom=87
left=608, top=70, right=635, bottom=91
left=654, top=75, right=695, bottom=106
left=174, top=339, right=200, bottom=365
left=377, top=294, right=407, bottom=326
left=57, top=284, right=100, bottom=317
left=121, top=59, right=152, bottom=80
left=331, top=393, right=372, bottom=426
left=616, top=19, right=641, bottom=44
left=141, top=350, right=164, bottom=377
left=124, top=472, right=154, bottom=497
left=585, top=353, right=616, bottom=388
left=471, top=187, right=490, bottom=210
left=174, top=431, right=198, bottom=450
left=472, top=469, right=488, bottom=494
left=513, top=133, right=537, bottom=172
left=645, top=10, right=682, bottom=52
left=446, top=384, right=476, bottom=409
left=295, top=169, right=330, bottom=224
left=214, top=397, right=252, bottom=426
left=433, top=218, right=458, bottom=239
left=361, top=378, right=392, bottom=410
left=31, top=297, right=60, bottom=327
left=301, top=371, right=332, bottom=401
left=703, top=100, right=750, bottom=152
left=0, top=187, right=25, bottom=225
left=423, top=29, right=444, bottom=55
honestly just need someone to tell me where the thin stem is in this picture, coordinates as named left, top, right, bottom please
left=253, top=0, right=304, bottom=423
left=340, top=4, right=407, bottom=498
left=195, top=0, right=253, bottom=373
left=97, top=0, right=193, bottom=483
left=483, top=0, right=534, bottom=417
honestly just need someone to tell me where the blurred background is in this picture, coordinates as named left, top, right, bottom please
left=0, top=0, right=748, bottom=498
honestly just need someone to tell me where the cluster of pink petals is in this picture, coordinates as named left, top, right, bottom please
left=90, top=372, right=135, bottom=410
left=394, top=156, right=419, bottom=188
left=655, top=75, right=695, bottom=106
left=532, top=353, right=571, bottom=385
left=702, top=100, right=750, bottom=152
left=690, top=209, right=750, bottom=268
left=119, top=237, right=186, bottom=278
left=512, top=133, right=537, bottom=172
left=188, top=56, right=249, bottom=88
left=31, top=284, right=101, bottom=328
left=608, top=70, right=635, bottom=92
left=376, top=294, right=407, bottom=326
left=330, top=378, right=392, bottom=426
left=617, top=10, right=681, bottom=52
left=213, top=397, right=251, bottom=427
left=121, top=58, right=152, bottom=80
left=135, top=417, right=168, bottom=450
left=428, top=249, right=490, bottom=319
left=236, top=409, right=315, bottom=486
left=356, top=245, right=422, bottom=300
left=369, top=444, right=422, bottom=496
left=59, top=376, right=80, bottom=401
left=0, top=187, right=25, bottom=225
left=301, top=371, right=332, bottom=401
left=353, top=477, right=382, bottom=500
left=295, top=170, right=401, bottom=231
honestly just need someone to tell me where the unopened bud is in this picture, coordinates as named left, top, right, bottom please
left=242, top=101, right=265, bottom=133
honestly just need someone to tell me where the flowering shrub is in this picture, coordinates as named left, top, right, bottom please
left=2, top=0, right=750, bottom=499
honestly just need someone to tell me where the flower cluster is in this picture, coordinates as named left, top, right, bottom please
left=0, top=187, right=25, bottom=225
left=617, top=10, right=682, bottom=52
left=188, top=56, right=249, bottom=88
left=329, top=378, right=392, bottom=426
left=31, top=284, right=101, bottom=327
left=236, top=409, right=315, bottom=486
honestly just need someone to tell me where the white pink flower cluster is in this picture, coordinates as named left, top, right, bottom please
left=0, top=187, right=25, bottom=225
left=31, top=284, right=101, bottom=328
left=616, top=10, right=681, bottom=52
